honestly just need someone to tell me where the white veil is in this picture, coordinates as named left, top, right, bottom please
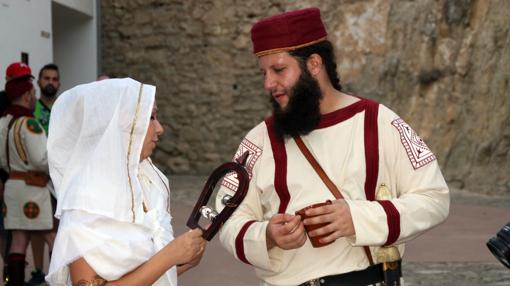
left=47, top=78, right=155, bottom=224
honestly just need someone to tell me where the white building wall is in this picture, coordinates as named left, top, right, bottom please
left=0, top=0, right=97, bottom=95
left=0, top=0, right=53, bottom=90
left=53, top=0, right=93, bottom=16
left=52, top=0, right=97, bottom=93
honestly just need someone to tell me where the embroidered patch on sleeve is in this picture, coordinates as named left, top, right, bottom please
left=26, top=118, right=43, bottom=134
left=221, top=138, right=262, bottom=192
left=391, top=118, right=436, bottom=170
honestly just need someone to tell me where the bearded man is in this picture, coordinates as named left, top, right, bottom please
left=34, top=64, right=60, bottom=135
left=23, top=63, right=60, bottom=286
left=215, top=7, right=450, bottom=286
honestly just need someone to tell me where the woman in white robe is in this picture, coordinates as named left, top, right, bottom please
left=45, top=78, right=205, bottom=286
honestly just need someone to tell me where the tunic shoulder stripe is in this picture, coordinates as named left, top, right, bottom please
left=363, top=99, right=379, bottom=201
left=264, top=117, right=290, bottom=213
left=363, top=99, right=401, bottom=245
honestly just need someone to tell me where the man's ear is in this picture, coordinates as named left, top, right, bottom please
left=306, top=53, right=323, bottom=76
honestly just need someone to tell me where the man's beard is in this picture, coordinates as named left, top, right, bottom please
left=271, top=69, right=322, bottom=140
left=41, top=85, right=58, bottom=97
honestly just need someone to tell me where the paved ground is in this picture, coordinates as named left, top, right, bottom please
left=3, top=175, right=509, bottom=285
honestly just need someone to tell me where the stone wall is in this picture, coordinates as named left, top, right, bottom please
left=101, top=0, right=510, bottom=196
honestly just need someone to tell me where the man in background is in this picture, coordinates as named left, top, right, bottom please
left=27, top=63, right=61, bottom=286
left=0, top=62, right=34, bottom=283
left=1, top=74, right=55, bottom=286
left=1, top=63, right=33, bottom=115
left=34, top=64, right=60, bottom=135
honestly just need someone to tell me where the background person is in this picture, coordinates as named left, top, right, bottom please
left=0, top=62, right=35, bottom=281
left=28, top=63, right=62, bottom=286
left=1, top=75, right=55, bottom=286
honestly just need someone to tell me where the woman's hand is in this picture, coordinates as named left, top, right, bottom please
left=168, top=228, right=206, bottom=266
left=176, top=241, right=207, bottom=275
left=185, top=241, right=206, bottom=268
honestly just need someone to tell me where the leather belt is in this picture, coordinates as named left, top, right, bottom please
left=10, top=171, right=30, bottom=180
left=299, top=262, right=401, bottom=286
left=9, top=170, right=50, bottom=187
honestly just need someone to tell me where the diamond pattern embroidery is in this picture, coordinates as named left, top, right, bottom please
left=391, top=118, right=436, bottom=170
left=221, top=138, right=262, bottom=191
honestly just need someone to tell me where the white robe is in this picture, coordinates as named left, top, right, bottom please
left=216, top=98, right=450, bottom=286
left=47, top=160, right=177, bottom=286
left=46, top=78, right=177, bottom=285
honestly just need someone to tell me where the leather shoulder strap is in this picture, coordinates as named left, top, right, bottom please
left=293, top=135, right=375, bottom=266
left=293, top=136, right=343, bottom=199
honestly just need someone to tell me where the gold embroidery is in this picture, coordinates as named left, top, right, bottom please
left=126, top=83, right=144, bottom=222
left=13, top=118, right=28, bottom=164
left=75, top=277, right=107, bottom=286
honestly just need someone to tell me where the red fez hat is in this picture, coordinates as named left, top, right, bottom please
left=5, top=78, right=33, bottom=101
left=251, top=7, right=327, bottom=57
left=5, top=62, right=34, bottom=80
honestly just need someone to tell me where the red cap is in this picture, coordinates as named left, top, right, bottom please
left=251, top=8, right=327, bottom=57
left=5, top=62, right=33, bottom=80
left=5, top=78, right=33, bottom=101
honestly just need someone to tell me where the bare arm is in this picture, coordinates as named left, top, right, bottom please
left=70, top=229, right=206, bottom=286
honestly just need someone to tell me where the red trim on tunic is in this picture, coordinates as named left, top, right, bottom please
left=363, top=99, right=401, bottom=244
left=316, top=99, right=366, bottom=129
left=377, top=200, right=401, bottom=245
left=235, top=220, right=257, bottom=265
left=363, top=99, right=379, bottom=201
left=265, top=117, right=290, bottom=213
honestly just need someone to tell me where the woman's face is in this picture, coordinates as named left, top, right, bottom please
left=140, top=104, right=164, bottom=161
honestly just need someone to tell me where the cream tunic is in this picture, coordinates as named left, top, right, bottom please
left=216, top=99, right=450, bottom=286
left=0, top=114, right=53, bottom=230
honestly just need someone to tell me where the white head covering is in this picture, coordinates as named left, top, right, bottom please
left=48, top=78, right=155, bottom=224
